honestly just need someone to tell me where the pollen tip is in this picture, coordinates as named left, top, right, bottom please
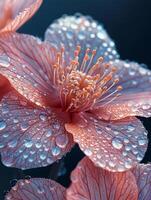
left=117, top=85, right=123, bottom=91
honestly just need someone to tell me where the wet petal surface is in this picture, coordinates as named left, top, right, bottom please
left=5, top=178, right=66, bottom=200
left=66, top=157, right=138, bottom=200
left=0, top=33, right=60, bottom=108
left=93, top=60, right=151, bottom=120
left=65, top=113, right=148, bottom=172
left=0, top=0, right=42, bottom=32
left=0, top=91, right=74, bottom=169
left=132, top=164, right=151, bottom=200
left=45, top=14, right=119, bottom=64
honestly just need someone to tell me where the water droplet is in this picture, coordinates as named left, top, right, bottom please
left=21, top=122, right=29, bottom=131
left=127, top=125, right=135, bottom=132
left=52, top=146, right=61, bottom=156
left=3, top=157, right=14, bottom=167
left=0, top=55, right=10, bottom=67
left=84, top=149, right=92, bottom=156
left=138, top=138, right=147, bottom=146
left=3, top=133, right=9, bottom=138
left=8, top=140, right=17, bottom=148
left=37, top=188, right=44, bottom=194
left=0, top=143, right=4, bottom=148
left=112, top=138, right=123, bottom=149
left=2, top=107, right=9, bottom=114
left=108, top=161, right=116, bottom=167
left=39, top=113, right=47, bottom=121
left=35, top=142, right=42, bottom=149
left=47, top=158, right=53, bottom=164
left=24, top=140, right=33, bottom=148
left=56, top=134, right=68, bottom=148
left=0, top=120, right=6, bottom=130
left=46, top=129, right=52, bottom=137
left=40, top=153, right=46, bottom=160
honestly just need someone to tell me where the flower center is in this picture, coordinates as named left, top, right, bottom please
left=52, top=46, right=122, bottom=112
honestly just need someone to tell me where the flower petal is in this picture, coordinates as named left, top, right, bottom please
left=0, top=0, right=42, bottom=32
left=66, top=157, right=138, bottom=200
left=0, top=91, right=74, bottom=169
left=93, top=60, right=151, bottom=120
left=5, top=178, right=66, bottom=200
left=65, top=113, right=148, bottom=172
left=0, top=32, right=60, bottom=108
left=45, top=14, right=119, bottom=63
left=131, top=164, right=151, bottom=200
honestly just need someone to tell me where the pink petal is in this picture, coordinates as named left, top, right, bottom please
left=45, top=14, right=119, bottom=63
left=0, top=32, right=60, bottom=108
left=5, top=178, right=66, bottom=200
left=0, top=0, right=42, bottom=32
left=93, top=60, right=151, bottom=120
left=66, top=157, right=138, bottom=200
left=0, top=91, right=74, bottom=169
left=65, top=112, right=148, bottom=172
left=131, top=164, right=151, bottom=200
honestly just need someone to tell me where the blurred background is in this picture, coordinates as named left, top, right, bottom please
left=0, top=0, right=151, bottom=199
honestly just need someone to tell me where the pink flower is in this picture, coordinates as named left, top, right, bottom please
left=0, top=14, right=150, bottom=171
left=0, top=0, right=43, bottom=95
left=5, top=157, right=151, bottom=200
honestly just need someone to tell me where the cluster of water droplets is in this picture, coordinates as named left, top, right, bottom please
left=0, top=92, right=71, bottom=169
left=45, top=14, right=119, bottom=63
left=75, top=114, right=148, bottom=172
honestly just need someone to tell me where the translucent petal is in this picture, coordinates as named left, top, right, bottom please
left=45, top=14, right=119, bottom=64
left=0, top=32, right=60, bottom=108
left=66, top=157, right=138, bottom=200
left=0, top=0, right=42, bottom=32
left=0, top=91, right=74, bottom=169
left=5, top=178, right=66, bottom=200
left=132, top=164, right=151, bottom=200
left=65, top=113, right=148, bottom=172
left=93, top=60, right=151, bottom=120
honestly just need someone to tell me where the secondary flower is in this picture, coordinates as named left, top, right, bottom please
left=0, top=0, right=43, bottom=96
left=5, top=157, right=151, bottom=200
left=0, top=15, right=151, bottom=171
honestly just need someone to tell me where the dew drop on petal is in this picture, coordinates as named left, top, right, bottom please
left=0, top=120, right=6, bottom=130
left=112, top=138, right=123, bottom=149
left=56, top=134, right=69, bottom=148
left=127, top=125, right=135, bottom=132
left=52, top=146, right=61, bottom=156
left=24, top=140, right=33, bottom=148
left=138, top=138, right=147, bottom=146
left=46, top=129, right=52, bottom=137
left=0, top=55, right=10, bottom=67
left=39, top=113, right=48, bottom=121
left=8, top=140, right=17, bottom=148
left=21, top=122, right=29, bottom=131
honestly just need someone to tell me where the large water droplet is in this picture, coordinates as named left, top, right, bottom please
left=0, top=120, right=6, bottom=130
left=52, top=146, right=61, bottom=156
left=24, top=139, right=33, bottom=148
left=56, top=134, right=68, bottom=148
left=0, top=55, right=10, bottom=67
left=112, top=138, right=123, bottom=149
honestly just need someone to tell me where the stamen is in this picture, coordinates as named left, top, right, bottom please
left=51, top=46, right=122, bottom=112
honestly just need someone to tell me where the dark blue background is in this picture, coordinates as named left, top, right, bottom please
left=0, top=0, right=151, bottom=199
